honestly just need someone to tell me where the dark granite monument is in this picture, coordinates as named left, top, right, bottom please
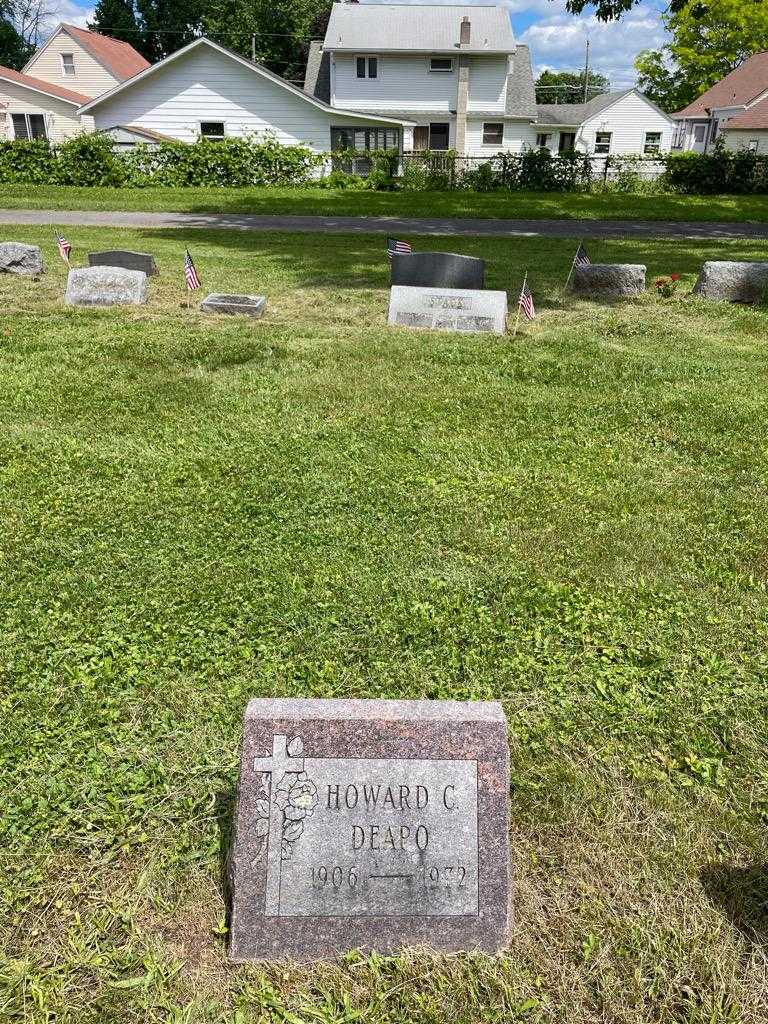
left=88, top=250, right=159, bottom=276
left=229, top=698, right=510, bottom=961
left=391, top=252, right=485, bottom=290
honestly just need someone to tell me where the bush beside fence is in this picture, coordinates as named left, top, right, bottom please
left=2, top=133, right=768, bottom=194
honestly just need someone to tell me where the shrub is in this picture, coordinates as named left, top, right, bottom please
left=0, top=132, right=323, bottom=188
left=0, top=139, right=56, bottom=184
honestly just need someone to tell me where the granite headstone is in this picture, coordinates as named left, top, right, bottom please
left=65, top=266, right=148, bottom=306
left=388, top=285, right=507, bottom=334
left=570, top=263, right=646, bottom=300
left=391, top=252, right=485, bottom=290
left=0, top=242, right=43, bottom=276
left=200, top=293, right=266, bottom=318
left=88, top=250, right=159, bottom=276
left=229, top=698, right=510, bottom=961
left=693, top=261, right=768, bottom=304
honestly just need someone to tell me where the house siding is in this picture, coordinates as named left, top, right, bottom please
left=88, top=46, right=396, bottom=151
left=724, top=130, right=768, bottom=152
left=465, top=118, right=536, bottom=155
left=25, top=28, right=120, bottom=98
left=0, top=80, right=90, bottom=141
left=332, top=53, right=508, bottom=115
left=579, top=91, right=675, bottom=154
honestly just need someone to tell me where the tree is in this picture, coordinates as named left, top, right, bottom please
left=0, top=15, right=32, bottom=67
left=634, top=0, right=768, bottom=112
left=565, top=0, right=696, bottom=21
left=202, top=0, right=332, bottom=81
left=89, top=0, right=144, bottom=54
left=535, top=68, right=611, bottom=104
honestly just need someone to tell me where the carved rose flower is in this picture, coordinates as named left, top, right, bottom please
left=274, top=772, right=318, bottom=822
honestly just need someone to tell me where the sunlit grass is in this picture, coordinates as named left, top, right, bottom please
left=1, top=226, right=767, bottom=1023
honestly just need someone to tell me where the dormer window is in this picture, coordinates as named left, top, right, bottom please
left=60, top=53, right=75, bottom=76
left=356, top=56, right=378, bottom=79
left=429, top=57, right=454, bottom=73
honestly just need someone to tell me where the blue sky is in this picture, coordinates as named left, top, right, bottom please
left=56, top=0, right=669, bottom=90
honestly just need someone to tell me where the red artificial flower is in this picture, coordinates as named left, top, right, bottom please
left=670, top=273, right=680, bottom=281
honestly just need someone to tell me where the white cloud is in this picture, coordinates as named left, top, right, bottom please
left=519, top=6, right=669, bottom=88
left=39, top=0, right=94, bottom=35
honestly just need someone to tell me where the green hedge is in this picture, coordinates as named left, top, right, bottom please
left=3, top=133, right=768, bottom=194
left=0, top=133, right=323, bottom=187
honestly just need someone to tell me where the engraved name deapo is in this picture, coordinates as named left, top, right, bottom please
left=253, top=734, right=479, bottom=918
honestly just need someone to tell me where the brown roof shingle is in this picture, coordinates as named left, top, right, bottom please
left=674, top=51, right=768, bottom=118
left=0, top=63, right=90, bottom=103
left=61, top=24, right=150, bottom=81
left=722, top=94, right=768, bottom=131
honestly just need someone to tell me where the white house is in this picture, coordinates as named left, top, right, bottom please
left=672, top=52, right=768, bottom=154
left=534, top=90, right=676, bottom=156
left=304, top=3, right=539, bottom=156
left=0, top=23, right=148, bottom=141
left=303, top=4, right=674, bottom=158
left=78, top=37, right=413, bottom=153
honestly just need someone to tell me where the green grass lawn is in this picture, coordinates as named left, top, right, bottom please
left=1, top=226, right=767, bottom=1024
left=3, top=183, right=768, bottom=222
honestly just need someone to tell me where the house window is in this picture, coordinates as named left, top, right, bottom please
left=429, top=57, right=453, bottom=73
left=749, top=139, right=759, bottom=152
left=356, top=56, right=378, bottom=79
left=594, top=131, right=612, bottom=154
left=536, top=133, right=551, bottom=148
left=429, top=122, right=450, bottom=150
left=330, top=126, right=400, bottom=152
left=693, top=125, right=706, bottom=143
left=60, top=53, right=75, bottom=75
left=482, top=122, right=504, bottom=146
left=11, top=113, right=47, bottom=140
left=643, top=131, right=662, bottom=154
left=200, top=121, right=225, bottom=141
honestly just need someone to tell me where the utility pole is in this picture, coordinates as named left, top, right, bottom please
left=583, top=38, right=590, bottom=102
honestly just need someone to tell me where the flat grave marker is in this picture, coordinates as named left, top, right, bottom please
left=388, top=285, right=507, bottom=334
left=200, top=293, right=266, bottom=318
left=229, top=698, right=510, bottom=960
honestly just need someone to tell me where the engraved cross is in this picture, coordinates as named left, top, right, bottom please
left=253, top=734, right=305, bottom=915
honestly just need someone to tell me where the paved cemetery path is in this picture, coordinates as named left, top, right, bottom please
left=1, top=208, right=767, bottom=240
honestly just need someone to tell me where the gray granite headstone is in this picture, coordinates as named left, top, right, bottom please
left=0, top=242, right=43, bottom=276
left=391, top=252, right=485, bottom=290
left=693, top=261, right=768, bottom=304
left=200, top=293, right=266, bottom=318
left=229, top=698, right=510, bottom=961
left=65, top=266, right=147, bottom=306
left=388, top=285, right=507, bottom=334
left=88, top=250, right=159, bottom=276
left=570, top=263, right=646, bottom=300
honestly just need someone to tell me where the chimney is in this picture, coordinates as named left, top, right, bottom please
left=460, top=16, right=471, bottom=45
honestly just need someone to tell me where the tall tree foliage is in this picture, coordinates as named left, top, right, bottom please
left=635, top=0, right=768, bottom=112
left=0, top=15, right=32, bottom=67
left=535, top=68, right=611, bottom=103
left=89, top=0, right=144, bottom=53
left=202, top=0, right=332, bottom=80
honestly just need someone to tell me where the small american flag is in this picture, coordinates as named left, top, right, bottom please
left=184, top=249, right=201, bottom=290
left=54, top=228, right=71, bottom=265
left=573, top=243, right=591, bottom=268
left=387, top=237, right=412, bottom=261
left=518, top=279, right=535, bottom=321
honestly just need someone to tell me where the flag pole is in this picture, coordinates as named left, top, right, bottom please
left=512, top=271, right=527, bottom=339
left=564, top=241, right=580, bottom=292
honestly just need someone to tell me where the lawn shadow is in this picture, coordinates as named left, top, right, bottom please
left=216, top=787, right=237, bottom=932
left=700, top=863, right=768, bottom=945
